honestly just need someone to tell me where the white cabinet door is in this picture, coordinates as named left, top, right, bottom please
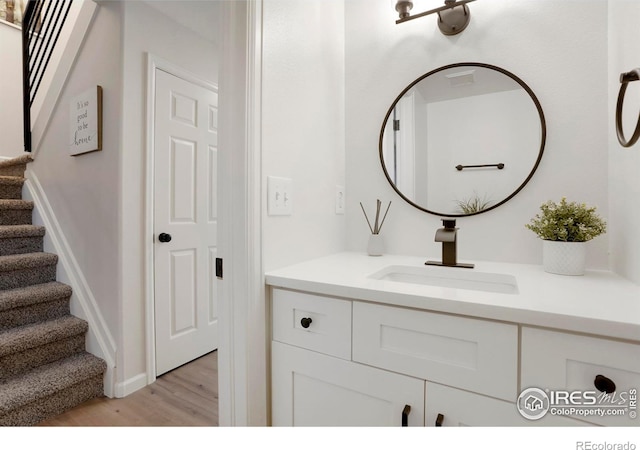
left=272, top=341, right=425, bottom=426
left=425, top=382, right=591, bottom=427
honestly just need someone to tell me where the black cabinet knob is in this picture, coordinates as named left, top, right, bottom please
left=300, top=317, right=312, bottom=328
left=594, top=374, right=616, bottom=394
left=435, top=413, right=444, bottom=427
left=158, top=233, right=172, bottom=243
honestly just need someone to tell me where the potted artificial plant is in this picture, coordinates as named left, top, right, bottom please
left=525, top=197, right=607, bottom=275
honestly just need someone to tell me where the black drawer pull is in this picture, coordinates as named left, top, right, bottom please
left=402, top=404, right=411, bottom=427
left=300, top=317, right=312, bottom=329
left=594, top=374, right=616, bottom=394
left=435, top=413, right=444, bottom=427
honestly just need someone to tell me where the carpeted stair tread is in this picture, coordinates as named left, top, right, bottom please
left=0, top=252, right=57, bottom=272
left=0, top=155, right=33, bottom=169
left=0, top=225, right=45, bottom=239
left=0, top=351, right=106, bottom=415
left=0, top=316, right=87, bottom=358
left=0, top=200, right=33, bottom=210
left=0, top=225, right=45, bottom=256
left=0, top=176, right=25, bottom=186
left=0, top=282, right=72, bottom=312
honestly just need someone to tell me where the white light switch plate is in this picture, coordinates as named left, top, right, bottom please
left=267, top=176, right=293, bottom=216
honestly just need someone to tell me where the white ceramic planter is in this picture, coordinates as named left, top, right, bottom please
left=542, top=240, right=586, bottom=276
left=367, top=234, right=384, bottom=257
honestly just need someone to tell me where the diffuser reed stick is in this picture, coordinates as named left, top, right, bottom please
left=360, top=202, right=374, bottom=234
left=360, top=199, right=392, bottom=235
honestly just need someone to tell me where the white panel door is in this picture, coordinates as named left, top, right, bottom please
left=154, top=69, right=218, bottom=375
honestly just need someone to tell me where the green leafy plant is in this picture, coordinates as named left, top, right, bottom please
left=455, top=193, right=491, bottom=214
left=525, top=197, right=607, bottom=242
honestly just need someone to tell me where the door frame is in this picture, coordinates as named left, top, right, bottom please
left=217, top=0, right=266, bottom=426
left=144, top=54, right=219, bottom=384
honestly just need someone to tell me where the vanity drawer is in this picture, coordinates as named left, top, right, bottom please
left=352, top=302, right=518, bottom=401
left=425, top=382, right=590, bottom=427
left=272, top=288, right=351, bottom=360
left=521, top=327, right=640, bottom=427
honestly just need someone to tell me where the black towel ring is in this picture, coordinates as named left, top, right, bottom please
left=616, top=68, right=640, bottom=148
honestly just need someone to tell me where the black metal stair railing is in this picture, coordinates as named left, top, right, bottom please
left=22, top=0, right=73, bottom=152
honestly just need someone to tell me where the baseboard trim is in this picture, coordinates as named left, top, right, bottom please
left=23, top=169, right=117, bottom=398
left=114, top=373, right=147, bottom=398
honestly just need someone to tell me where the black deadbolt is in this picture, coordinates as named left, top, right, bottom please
left=158, top=233, right=172, bottom=243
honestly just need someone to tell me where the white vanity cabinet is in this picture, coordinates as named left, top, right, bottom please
left=271, top=288, right=519, bottom=426
left=266, top=252, right=640, bottom=427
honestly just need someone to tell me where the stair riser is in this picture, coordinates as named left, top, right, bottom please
left=0, top=210, right=32, bottom=226
left=0, top=165, right=27, bottom=178
left=0, top=374, right=104, bottom=426
left=0, top=184, right=24, bottom=200
left=0, top=335, right=86, bottom=381
left=0, top=298, right=70, bottom=331
left=0, top=236, right=43, bottom=256
left=0, top=265, right=56, bottom=291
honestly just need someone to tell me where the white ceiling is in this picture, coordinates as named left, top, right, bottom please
left=141, top=0, right=220, bottom=43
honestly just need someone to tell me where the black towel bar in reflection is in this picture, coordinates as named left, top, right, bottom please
left=616, top=68, right=640, bottom=148
left=455, top=163, right=504, bottom=171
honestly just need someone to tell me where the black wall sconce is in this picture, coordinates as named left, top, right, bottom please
left=395, top=0, right=476, bottom=36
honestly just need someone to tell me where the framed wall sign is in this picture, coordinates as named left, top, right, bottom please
left=69, top=86, right=103, bottom=156
left=0, top=0, right=28, bottom=28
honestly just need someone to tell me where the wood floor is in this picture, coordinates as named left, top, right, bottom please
left=38, top=351, right=218, bottom=426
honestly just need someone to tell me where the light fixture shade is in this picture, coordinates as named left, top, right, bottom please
left=395, top=0, right=413, bottom=19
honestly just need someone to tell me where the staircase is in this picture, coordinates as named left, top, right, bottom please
left=0, top=155, right=106, bottom=426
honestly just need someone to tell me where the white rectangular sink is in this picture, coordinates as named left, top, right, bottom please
left=368, top=265, right=519, bottom=295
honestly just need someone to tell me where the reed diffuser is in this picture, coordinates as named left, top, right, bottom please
left=360, top=199, right=391, bottom=256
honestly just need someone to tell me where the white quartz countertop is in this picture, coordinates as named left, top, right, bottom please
left=265, top=252, right=640, bottom=342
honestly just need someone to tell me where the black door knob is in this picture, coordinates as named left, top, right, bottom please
left=594, top=374, right=616, bottom=394
left=158, top=233, right=172, bottom=243
left=300, top=317, right=312, bottom=329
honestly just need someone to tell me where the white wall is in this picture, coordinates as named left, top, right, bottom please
left=262, top=0, right=346, bottom=271
left=0, top=23, right=26, bottom=157
left=345, top=0, right=610, bottom=269
left=608, top=0, right=640, bottom=284
left=28, top=1, right=123, bottom=345
left=119, top=0, right=219, bottom=390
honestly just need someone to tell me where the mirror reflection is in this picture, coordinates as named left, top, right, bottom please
left=380, top=63, right=546, bottom=216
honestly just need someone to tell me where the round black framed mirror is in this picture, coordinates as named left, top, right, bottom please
left=379, top=62, right=546, bottom=217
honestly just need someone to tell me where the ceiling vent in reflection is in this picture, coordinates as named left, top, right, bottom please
left=445, top=70, right=475, bottom=87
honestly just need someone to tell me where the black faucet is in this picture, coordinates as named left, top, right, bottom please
left=425, top=218, right=474, bottom=269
